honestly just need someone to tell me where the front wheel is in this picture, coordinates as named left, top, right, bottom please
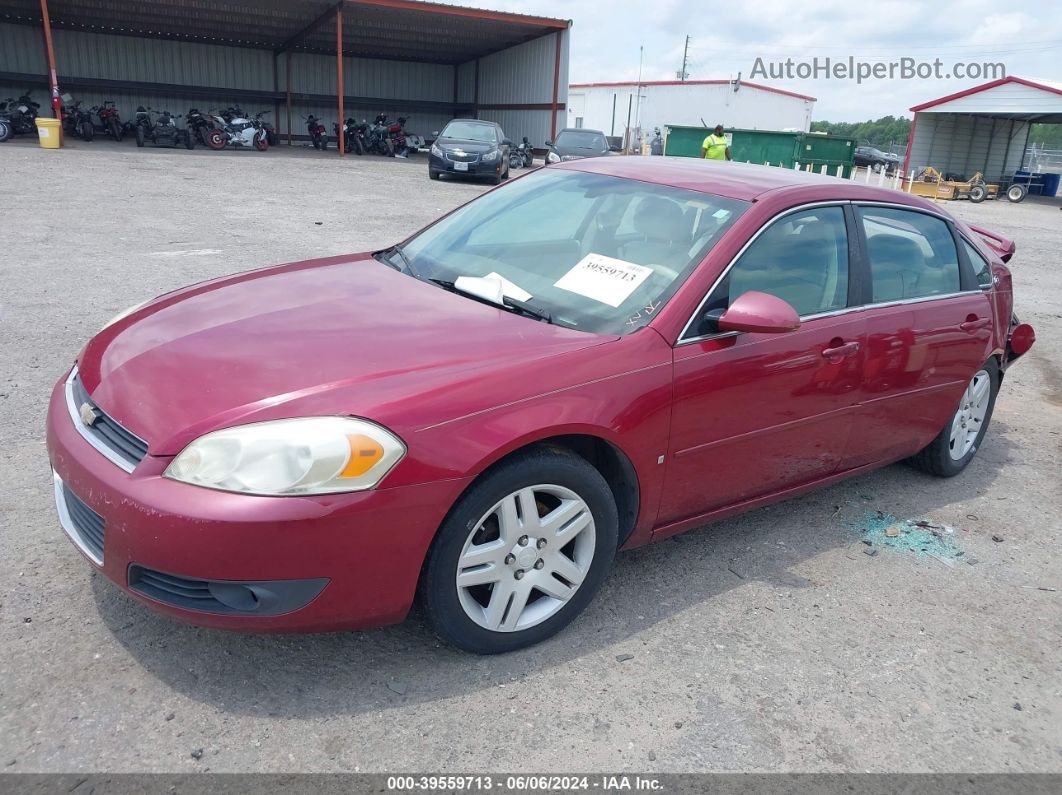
left=429, top=169, right=440, bottom=181
left=253, top=130, right=269, bottom=151
left=420, top=448, right=618, bottom=654
left=0, top=121, right=10, bottom=142
left=135, top=126, right=146, bottom=147
left=184, top=132, right=195, bottom=150
left=80, top=121, right=94, bottom=141
left=907, top=360, right=999, bottom=477
left=108, top=118, right=122, bottom=142
left=205, top=129, right=227, bottom=150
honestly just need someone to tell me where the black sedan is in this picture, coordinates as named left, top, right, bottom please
left=429, top=119, right=512, bottom=184
left=545, top=128, right=619, bottom=163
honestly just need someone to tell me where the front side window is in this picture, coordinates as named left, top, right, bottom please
left=859, top=207, right=960, bottom=302
left=397, top=169, right=749, bottom=335
left=692, top=206, right=850, bottom=335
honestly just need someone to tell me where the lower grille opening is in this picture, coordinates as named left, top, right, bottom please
left=127, top=565, right=328, bottom=616
left=54, top=474, right=105, bottom=564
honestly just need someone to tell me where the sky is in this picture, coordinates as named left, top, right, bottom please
left=442, top=0, right=1062, bottom=122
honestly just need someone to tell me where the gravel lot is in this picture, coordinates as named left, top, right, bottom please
left=1, top=139, right=1060, bottom=774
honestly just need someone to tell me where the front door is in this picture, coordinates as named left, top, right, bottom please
left=658, top=205, right=865, bottom=528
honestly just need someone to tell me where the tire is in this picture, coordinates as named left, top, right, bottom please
left=429, top=169, right=440, bottom=181
left=135, top=126, right=146, bottom=147
left=0, top=121, right=12, bottom=143
left=184, top=132, right=195, bottom=150
left=502, top=161, right=510, bottom=180
left=907, top=359, right=999, bottom=478
left=80, top=121, right=94, bottom=141
left=1006, top=183, right=1027, bottom=203
left=108, top=118, right=122, bottom=142
left=205, top=129, right=227, bottom=150
left=253, top=130, right=269, bottom=152
left=353, top=138, right=365, bottom=156
left=969, top=184, right=986, bottom=203
left=420, top=448, right=618, bottom=654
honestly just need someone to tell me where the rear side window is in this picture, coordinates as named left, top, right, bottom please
left=962, top=239, right=994, bottom=289
left=859, top=207, right=960, bottom=302
left=703, top=206, right=850, bottom=319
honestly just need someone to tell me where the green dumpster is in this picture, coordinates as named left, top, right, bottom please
left=663, top=126, right=856, bottom=178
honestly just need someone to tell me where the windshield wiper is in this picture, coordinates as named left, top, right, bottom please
left=379, top=245, right=420, bottom=279
left=429, top=278, right=553, bottom=324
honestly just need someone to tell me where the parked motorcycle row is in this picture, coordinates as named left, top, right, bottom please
left=0, top=90, right=41, bottom=142
left=316, top=113, right=426, bottom=157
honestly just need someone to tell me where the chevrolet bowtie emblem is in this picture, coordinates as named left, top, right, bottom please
left=79, top=402, right=100, bottom=427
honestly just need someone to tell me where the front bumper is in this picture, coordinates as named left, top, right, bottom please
left=46, top=371, right=469, bottom=632
left=428, top=152, right=503, bottom=177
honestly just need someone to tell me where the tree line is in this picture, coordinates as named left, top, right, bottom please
left=810, top=115, right=1062, bottom=152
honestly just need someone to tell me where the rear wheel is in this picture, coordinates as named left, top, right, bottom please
left=1006, top=183, right=1027, bottom=203
left=907, top=360, right=999, bottom=477
left=184, top=132, right=195, bottom=150
left=205, top=129, right=227, bottom=150
left=80, top=121, right=94, bottom=141
left=135, top=126, right=146, bottom=147
left=108, top=118, right=122, bottom=142
left=421, top=448, right=618, bottom=654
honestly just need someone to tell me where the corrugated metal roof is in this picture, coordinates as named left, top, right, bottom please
left=0, top=0, right=568, bottom=62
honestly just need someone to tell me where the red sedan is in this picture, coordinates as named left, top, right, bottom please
left=47, top=158, right=1036, bottom=653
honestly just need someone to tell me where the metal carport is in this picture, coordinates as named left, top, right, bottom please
left=904, top=76, right=1062, bottom=197
left=0, top=0, right=570, bottom=152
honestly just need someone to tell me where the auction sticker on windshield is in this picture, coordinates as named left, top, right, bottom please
left=554, top=254, right=653, bottom=307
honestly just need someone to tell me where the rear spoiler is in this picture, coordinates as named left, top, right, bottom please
left=969, top=224, right=1015, bottom=263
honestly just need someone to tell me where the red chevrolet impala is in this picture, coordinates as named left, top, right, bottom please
left=47, top=158, right=1035, bottom=653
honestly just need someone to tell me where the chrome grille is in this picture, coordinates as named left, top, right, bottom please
left=446, top=151, right=480, bottom=163
left=65, top=367, right=148, bottom=471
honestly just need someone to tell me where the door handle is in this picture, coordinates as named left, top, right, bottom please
left=822, top=341, right=860, bottom=359
left=959, top=318, right=991, bottom=332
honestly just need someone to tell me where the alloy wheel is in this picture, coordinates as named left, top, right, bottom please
left=949, top=369, right=991, bottom=460
left=456, top=484, right=595, bottom=632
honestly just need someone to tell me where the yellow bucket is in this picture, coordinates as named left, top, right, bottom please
left=35, top=117, right=61, bottom=149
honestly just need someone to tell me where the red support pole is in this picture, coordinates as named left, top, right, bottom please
left=39, top=0, right=62, bottom=145
left=286, top=52, right=293, bottom=146
left=550, top=29, right=563, bottom=141
left=336, top=4, right=345, bottom=157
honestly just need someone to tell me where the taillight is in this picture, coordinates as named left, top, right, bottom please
left=1009, top=323, right=1035, bottom=357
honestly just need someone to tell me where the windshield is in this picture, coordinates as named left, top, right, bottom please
left=556, top=131, right=607, bottom=151
left=441, top=121, right=497, bottom=143
left=396, top=169, right=749, bottom=335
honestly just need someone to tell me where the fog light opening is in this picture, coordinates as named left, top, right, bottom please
left=208, top=582, right=262, bottom=612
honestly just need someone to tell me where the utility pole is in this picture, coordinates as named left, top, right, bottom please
left=678, top=35, right=690, bottom=81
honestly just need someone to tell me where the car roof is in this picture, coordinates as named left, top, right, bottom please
left=553, top=157, right=939, bottom=207
left=558, top=127, right=605, bottom=135
left=445, top=119, right=498, bottom=127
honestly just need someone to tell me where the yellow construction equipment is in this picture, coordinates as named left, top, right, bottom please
left=906, top=167, right=999, bottom=202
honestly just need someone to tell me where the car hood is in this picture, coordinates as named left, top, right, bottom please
left=437, top=138, right=496, bottom=153
left=78, top=255, right=613, bottom=455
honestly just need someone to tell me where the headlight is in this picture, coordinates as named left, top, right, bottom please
left=481, top=149, right=499, bottom=162
left=547, top=151, right=560, bottom=164
left=164, top=417, right=406, bottom=496
left=101, top=298, right=151, bottom=331
left=430, top=143, right=442, bottom=157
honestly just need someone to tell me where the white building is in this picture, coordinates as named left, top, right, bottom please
left=566, top=79, right=816, bottom=143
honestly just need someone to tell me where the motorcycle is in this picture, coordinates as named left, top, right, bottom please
left=305, top=114, right=328, bottom=150
left=185, top=108, right=216, bottom=146
left=509, top=136, right=534, bottom=169
left=64, top=100, right=95, bottom=141
left=0, top=106, right=9, bottom=143
left=335, top=117, right=366, bottom=155
left=369, top=114, right=394, bottom=156
left=1, top=90, right=41, bottom=138
left=205, top=108, right=269, bottom=151
left=136, top=108, right=193, bottom=149
left=95, top=101, right=123, bottom=141
left=649, top=128, right=664, bottom=156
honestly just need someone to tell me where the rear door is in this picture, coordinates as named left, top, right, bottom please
left=658, top=204, right=866, bottom=528
left=844, top=204, right=994, bottom=467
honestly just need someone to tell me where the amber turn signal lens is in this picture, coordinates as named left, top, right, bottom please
left=339, top=434, right=385, bottom=478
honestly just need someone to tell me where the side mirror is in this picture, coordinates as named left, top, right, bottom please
left=609, top=145, right=622, bottom=152
left=544, top=140, right=552, bottom=147
left=715, top=291, right=800, bottom=334
left=432, top=130, right=440, bottom=137
left=502, top=138, right=513, bottom=146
